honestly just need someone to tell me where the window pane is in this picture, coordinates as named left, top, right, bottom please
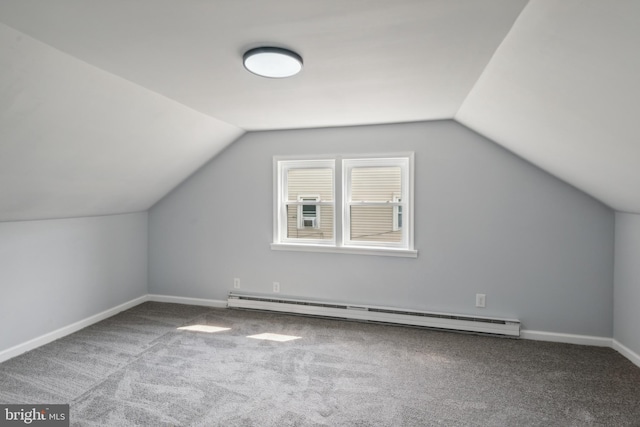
left=287, top=168, right=333, bottom=201
left=350, top=167, right=401, bottom=202
left=287, top=205, right=334, bottom=240
left=350, top=205, right=402, bottom=243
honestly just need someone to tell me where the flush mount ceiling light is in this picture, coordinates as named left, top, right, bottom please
left=243, top=47, right=303, bottom=78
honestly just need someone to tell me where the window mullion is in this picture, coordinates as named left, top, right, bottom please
left=278, top=163, right=288, bottom=243
left=340, top=160, right=350, bottom=247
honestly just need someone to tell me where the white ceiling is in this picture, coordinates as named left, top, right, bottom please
left=0, top=0, right=639, bottom=220
left=0, top=0, right=527, bottom=130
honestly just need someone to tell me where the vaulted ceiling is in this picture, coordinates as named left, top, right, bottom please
left=0, top=0, right=638, bottom=221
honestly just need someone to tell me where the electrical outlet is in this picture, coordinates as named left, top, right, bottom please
left=476, top=293, right=486, bottom=308
left=233, top=278, right=240, bottom=289
left=273, top=282, right=280, bottom=293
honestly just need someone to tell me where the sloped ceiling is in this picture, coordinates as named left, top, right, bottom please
left=0, top=22, right=243, bottom=221
left=0, top=0, right=638, bottom=221
left=457, top=0, right=640, bottom=213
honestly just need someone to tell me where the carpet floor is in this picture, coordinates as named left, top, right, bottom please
left=0, top=302, right=639, bottom=426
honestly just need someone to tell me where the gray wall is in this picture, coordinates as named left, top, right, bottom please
left=0, top=212, right=148, bottom=352
left=614, top=213, right=640, bottom=354
left=149, top=120, right=614, bottom=336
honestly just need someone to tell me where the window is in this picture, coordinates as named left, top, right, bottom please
left=343, top=158, right=410, bottom=249
left=275, top=159, right=335, bottom=245
left=274, top=155, right=415, bottom=257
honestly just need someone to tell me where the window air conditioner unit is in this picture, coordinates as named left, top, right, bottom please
left=303, top=218, right=316, bottom=228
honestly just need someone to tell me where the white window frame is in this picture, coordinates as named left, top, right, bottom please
left=272, top=154, right=416, bottom=258
left=343, top=157, right=412, bottom=250
left=274, top=159, right=336, bottom=246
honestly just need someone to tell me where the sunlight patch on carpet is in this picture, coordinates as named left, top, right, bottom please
left=177, top=325, right=231, bottom=333
left=247, top=333, right=301, bottom=342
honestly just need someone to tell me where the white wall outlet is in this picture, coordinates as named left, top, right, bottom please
left=233, top=278, right=240, bottom=289
left=476, top=293, right=486, bottom=308
left=273, top=282, right=280, bottom=293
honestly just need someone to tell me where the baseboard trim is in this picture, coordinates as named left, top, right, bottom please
left=0, top=295, right=148, bottom=363
left=520, top=330, right=612, bottom=347
left=147, top=294, right=227, bottom=308
left=612, top=339, right=640, bottom=369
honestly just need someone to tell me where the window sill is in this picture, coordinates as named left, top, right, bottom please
left=270, top=243, right=418, bottom=258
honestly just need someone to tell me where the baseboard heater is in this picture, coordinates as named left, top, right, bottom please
left=227, top=292, right=520, bottom=337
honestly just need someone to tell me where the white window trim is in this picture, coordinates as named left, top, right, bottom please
left=273, top=154, right=416, bottom=257
left=270, top=242, right=418, bottom=258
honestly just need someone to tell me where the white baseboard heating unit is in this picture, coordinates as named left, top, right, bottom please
left=227, top=292, right=520, bottom=337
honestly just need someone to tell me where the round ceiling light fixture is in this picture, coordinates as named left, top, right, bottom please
left=243, top=47, right=303, bottom=78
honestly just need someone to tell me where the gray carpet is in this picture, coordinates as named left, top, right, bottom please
left=1, top=302, right=639, bottom=426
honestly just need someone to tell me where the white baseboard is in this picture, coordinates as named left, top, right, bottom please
left=520, top=330, right=612, bottom=347
left=612, top=339, right=640, bottom=369
left=0, top=295, right=148, bottom=363
left=147, top=294, right=227, bottom=308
